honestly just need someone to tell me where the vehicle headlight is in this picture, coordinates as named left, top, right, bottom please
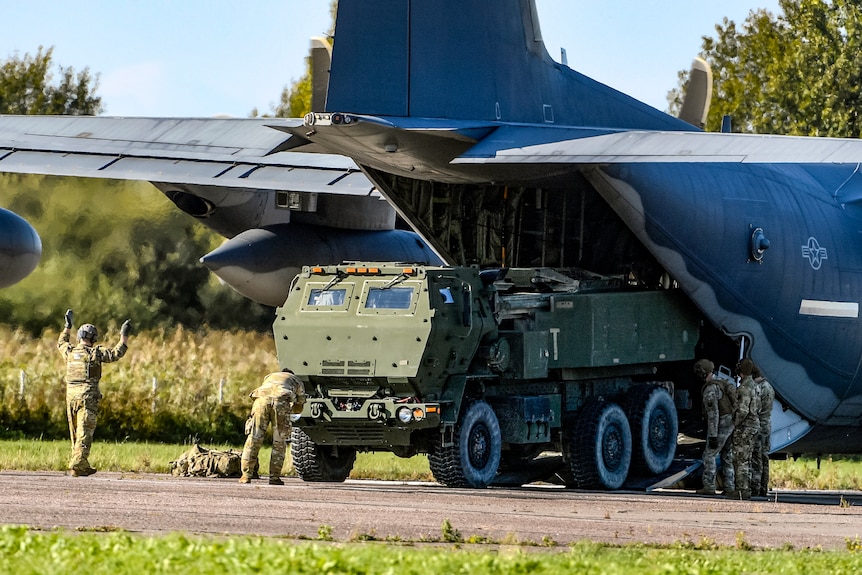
left=289, top=413, right=302, bottom=423
left=396, top=406, right=413, bottom=424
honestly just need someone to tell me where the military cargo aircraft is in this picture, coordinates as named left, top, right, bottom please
left=2, top=0, right=862, bottom=459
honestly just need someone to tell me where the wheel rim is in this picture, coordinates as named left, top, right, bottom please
left=602, top=422, right=624, bottom=471
left=468, top=422, right=491, bottom=470
left=648, top=408, right=670, bottom=452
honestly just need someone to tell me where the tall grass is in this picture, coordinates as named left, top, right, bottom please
left=0, top=325, right=276, bottom=444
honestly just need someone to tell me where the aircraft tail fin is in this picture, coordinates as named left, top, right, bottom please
left=327, top=0, right=692, bottom=131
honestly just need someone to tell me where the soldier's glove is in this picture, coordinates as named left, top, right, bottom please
left=64, top=309, right=74, bottom=329
left=120, top=319, right=132, bottom=337
left=707, top=436, right=719, bottom=450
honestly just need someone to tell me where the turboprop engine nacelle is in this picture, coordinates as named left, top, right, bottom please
left=0, top=208, right=41, bottom=288
left=200, top=223, right=443, bottom=307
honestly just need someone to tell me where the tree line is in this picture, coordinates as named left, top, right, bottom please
left=669, top=0, right=862, bottom=138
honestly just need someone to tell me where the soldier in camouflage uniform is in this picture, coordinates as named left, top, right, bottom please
left=695, top=359, right=736, bottom=495
left=239, top=368, right=306, bottom=485
left=750, top=363, right=775, bottom=497
left=727, top=358, right=760, bottom=500
left=58, top=309, right=131, bottom=477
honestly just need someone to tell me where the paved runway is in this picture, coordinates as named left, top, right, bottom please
left=2, top=471, right=861, bottom=549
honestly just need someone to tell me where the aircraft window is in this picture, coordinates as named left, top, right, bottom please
left=365, top=287, right=414, bottom=309
left=439, top=287, right=454, bottom=304
left=308, top=289, right=346, bottom=306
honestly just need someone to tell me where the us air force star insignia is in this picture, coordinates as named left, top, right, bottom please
left=801, top=237, right=828, bottom=270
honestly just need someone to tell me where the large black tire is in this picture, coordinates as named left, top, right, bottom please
left=567, top=400, right=632, bottom=490
left=428, top=400, right=501, bottom=488
left=624, top=384, right=678, bottom=475
left=290, top=427, right=357, bottom=482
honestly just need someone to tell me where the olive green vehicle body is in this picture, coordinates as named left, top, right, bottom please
left=276, top=262, right=699, bottom=487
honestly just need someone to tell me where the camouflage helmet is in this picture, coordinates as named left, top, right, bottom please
left=77, top=323, right=98, bottom=342
left=737, top=358, right=754, bottom=376
left=693, top=359, right=714, bottom=379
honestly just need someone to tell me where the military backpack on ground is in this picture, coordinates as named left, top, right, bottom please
left=170, top=444, right=242, bottom=478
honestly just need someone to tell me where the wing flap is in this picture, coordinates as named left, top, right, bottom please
left=454, top=127, right=862, bottom=165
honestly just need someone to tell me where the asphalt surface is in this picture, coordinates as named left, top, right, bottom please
left=2, top=471, right=861, bottom=549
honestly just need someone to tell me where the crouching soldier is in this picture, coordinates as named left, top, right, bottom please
left=695, top=359, right=736, bottom=495
left=239, top=368, right=306, bottom=485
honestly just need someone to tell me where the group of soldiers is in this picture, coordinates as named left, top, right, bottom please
left=58, top=310, right=305, bottom=484
left=694, top=357, right=775, bottom=500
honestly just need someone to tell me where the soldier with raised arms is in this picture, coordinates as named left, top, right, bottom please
left=58, top=309, right=131, bottom=477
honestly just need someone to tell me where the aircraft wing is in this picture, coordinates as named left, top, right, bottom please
left=0, top=115, right=371, bottom=194
left=0, top=115, right=444, bottom=306
left=454, top=126, right=862, bottom=165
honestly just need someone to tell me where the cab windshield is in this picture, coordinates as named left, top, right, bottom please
left=307, top=289, right=346, bottom=306
left=364, top=287, right=414, bottom=309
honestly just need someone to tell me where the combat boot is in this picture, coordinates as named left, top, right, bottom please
left=238, top=474, right=252, bottom=484
left=695, top=487, right=716, bottom=495
left=269, top=477, right=284, bottom=486
left=724, top=490, right=741, bottom=500
left=69, top=465, right=97, bottom=477
left=739, top=490, right=752, bottom=500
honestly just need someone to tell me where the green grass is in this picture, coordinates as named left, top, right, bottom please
left=0, top=440, right=862, bottom=490
left=2, top=526, right=862, bottom=574
left=2, top=439, right=862, bottom=489
left=0, top=438, right=434, bottom=480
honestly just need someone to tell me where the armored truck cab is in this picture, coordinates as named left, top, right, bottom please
left=276, top=262, right=700, bottom=489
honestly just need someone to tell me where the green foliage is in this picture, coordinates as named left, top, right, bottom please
left=441, top=518, right=463, bottom=543
left=669, top=0, right=862, bottom=137
left=0, top=47, right=271, bottom=334
left=0, top=46, right=102, bottom=115
left=0, top=174, right=273, bottom=334
left=771, top=456, right=862, bottom=490
left=317, top=525, right=333, bottom=541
